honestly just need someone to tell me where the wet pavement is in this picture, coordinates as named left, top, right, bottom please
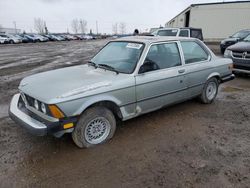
left=0, top=40, right=250, bottom=188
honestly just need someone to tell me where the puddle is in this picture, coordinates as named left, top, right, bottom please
left=222, top=86, right=244, bottom=93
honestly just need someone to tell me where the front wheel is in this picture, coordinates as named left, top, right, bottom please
left=200, top=78, right=219, bottom=104
left=72, top=106, right=116, bottom=148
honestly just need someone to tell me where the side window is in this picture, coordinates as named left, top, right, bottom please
left=191, top=30, right=203, bottom=40
left=181, top=41, right=209, bottom=64
left=179, top=30, right=189, bottom=37
left=144, top=42, right=182, bottom=72
left=157, top=29, right=178, bottom=36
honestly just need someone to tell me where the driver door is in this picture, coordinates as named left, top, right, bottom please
left=135, top=42, right=188, bottom=114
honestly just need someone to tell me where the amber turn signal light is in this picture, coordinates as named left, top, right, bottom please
left=48, top=105, right=65, bottom=119
left=63, top=123, right=74, bottom=129
left=228, top=63, right=233, bottom=70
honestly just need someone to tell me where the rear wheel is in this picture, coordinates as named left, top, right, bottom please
left=200, top=77, right=219, bottom=104
left=10, top=40, right=14, bottom=44
left=72, top=106, right=116, bottom=148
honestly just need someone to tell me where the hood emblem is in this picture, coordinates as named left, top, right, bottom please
left=242, top=52, right=247, bottom=59
left=57, top=81, right=112, bottom=98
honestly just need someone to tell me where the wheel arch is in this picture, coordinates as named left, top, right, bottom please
left=75, top=97, right=123, bottom=120
left=207, top=72, right=221, bottom=83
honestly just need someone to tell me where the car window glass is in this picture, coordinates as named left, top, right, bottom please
left=144, top=42, right=181, bottom=72
left=181, top=41, right=208, bottom=64
left=179, top=30, right=189, bottom=37
left=157, top=29, right=178, bottom=36
left=232, top=31, right=250, bottom=39
left=191, top=30, right=202, bottom=40
left=92, top=42, right=144, bottom=74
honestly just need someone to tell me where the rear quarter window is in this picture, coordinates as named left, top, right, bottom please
left=180, top=41, right=209, bottom=64
left=191, top=30, right=203, bottom=40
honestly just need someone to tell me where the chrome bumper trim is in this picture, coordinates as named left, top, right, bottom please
left=9, top=94, right=47, bottom=136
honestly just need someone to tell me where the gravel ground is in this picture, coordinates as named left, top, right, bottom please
left=0, top=40, right=249, bottom=188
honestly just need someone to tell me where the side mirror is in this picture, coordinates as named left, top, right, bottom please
left=139, top=60, right=159, bottom=74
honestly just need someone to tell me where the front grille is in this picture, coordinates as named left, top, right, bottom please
left=232, top=51, right=250, bottom=59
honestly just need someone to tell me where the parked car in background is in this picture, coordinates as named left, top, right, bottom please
left=14, top=34, right=29, bottom=43
left=82, top=35, right=93, bottom=40
left=29, top=34, right=48, bottom=42
left=220, top=29, right=250, bottom=54
left=9, top=36, right=234, bottom=148
left=0, top=34, right=22, bottom=44
left=0, top=36, right=9, bottom=44
left=22, top=34, right=38, bottom=43
left=152, top=27, right=204, bottom=41
left=42, top=34, right=54, bottom=41
left=224, top=34, right=250, bottom=74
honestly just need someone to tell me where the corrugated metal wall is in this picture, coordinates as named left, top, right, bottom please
left=166, top=2, right=250, bottom=41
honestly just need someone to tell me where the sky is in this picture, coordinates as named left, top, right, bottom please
left=0, top=0, right=245, bottom=34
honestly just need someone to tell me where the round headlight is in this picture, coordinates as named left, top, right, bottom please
left=224, top=49, right=232, bottom=58
left=34, top=100, right=39, bottom=110
left=41, top=103, right=46, bottom=114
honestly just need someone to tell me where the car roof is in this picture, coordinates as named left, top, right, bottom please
left=114, top=36, right=192, bottom=45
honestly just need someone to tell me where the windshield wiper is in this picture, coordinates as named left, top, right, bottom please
left=98, top=64, right=119, bottom=74
left=88, top=61, right=97, bottom=68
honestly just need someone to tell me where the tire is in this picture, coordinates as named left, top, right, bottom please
left=10, top=40, right=14, bottom=44
left=72, top=106, right=116, bottom=148
left=200, top=77, right=219, bottom=104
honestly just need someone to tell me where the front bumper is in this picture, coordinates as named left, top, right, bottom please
left=9, top=94, right=76, bottom=137
left=232, top=59, right=250, bottom=74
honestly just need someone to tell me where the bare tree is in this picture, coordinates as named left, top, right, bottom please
left=34, top=18, right=45, bottom=34
left=119, top=22, right=126, bottom=35
left=112, top=23, right=118, bottom=35
left=71, top=19, right=79, bottom=34
left=79, top=19, right=87, bottom=34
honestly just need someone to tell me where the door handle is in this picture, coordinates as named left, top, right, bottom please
left=178, top=69, right=185, bottom=74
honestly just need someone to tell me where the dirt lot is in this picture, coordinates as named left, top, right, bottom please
left=0, top=40, right=250, bottom=188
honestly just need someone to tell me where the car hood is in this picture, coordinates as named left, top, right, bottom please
left=227, top=41, right=250, bottom=51
left=19, top=64, right=131, bottom=104
left=221, top=37, right=239, bottom=44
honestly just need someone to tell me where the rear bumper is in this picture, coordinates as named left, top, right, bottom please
left=221, top=74, right=235, bottom=83
left=9, top=94, right=77, bottom=137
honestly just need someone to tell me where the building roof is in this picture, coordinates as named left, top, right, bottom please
left=167, top=1, right=250, bottom=24
left=115, top=36, right=192, bottom=45
left=191, top=0, right=250, bottom=7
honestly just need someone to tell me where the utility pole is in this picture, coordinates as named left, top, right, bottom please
left=96, top=20, right=98, bottom=35
left=13, top=21, right=17, bottom=34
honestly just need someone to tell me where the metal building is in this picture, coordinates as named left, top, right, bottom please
left=0, top=27, right=21, bottom=34
left=165, top=1, right=250, bottom=41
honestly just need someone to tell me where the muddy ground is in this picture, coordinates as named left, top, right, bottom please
left=0, top=40, right=249, bottom=188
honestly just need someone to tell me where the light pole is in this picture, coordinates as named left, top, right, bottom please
left=13, top=21, right=17, bottom=34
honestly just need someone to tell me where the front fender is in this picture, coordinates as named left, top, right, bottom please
left=56, top=94, right=122, bottom=117
left=73, top=94, right=122, bottom=116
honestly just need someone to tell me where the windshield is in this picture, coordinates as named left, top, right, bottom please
left=91, top=41, right=144, bottom=74
left=155, top=29, right=178, bottom=36
left=231, top=31, right=250, bottom=39
left=243, top=34, right=250, bottom=42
